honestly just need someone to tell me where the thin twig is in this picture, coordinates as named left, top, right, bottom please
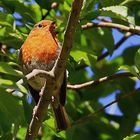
left=7, top=72, right=133, bottom=94
left=67, top=72, right=134, bottom=90
left=96, top=17, right=112, bottom=23
left=53, top=0, right=84, bottom=78
left=74, top=88, right=140, bottom=125
left=41, top=2, right=59, bottom=20
left=82, top=22, right=140, bottom=35
left=42, top=11, right=50, bottom=20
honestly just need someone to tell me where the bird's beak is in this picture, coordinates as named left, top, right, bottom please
left=49, top=21, right=58, bottom=34
left=51, top=21, right=56, bottom=25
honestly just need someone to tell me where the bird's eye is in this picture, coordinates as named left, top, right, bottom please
left=37, top=24, right=43, bottom=28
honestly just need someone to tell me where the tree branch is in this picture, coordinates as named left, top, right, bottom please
left=25, top=82, right=49, bottom=140
left=67, top=72, right=134, bottom=90
left=53, top=0, right=84, bottom=78
left=82, top=22, right=140, bottom=35
left=74, top=88, right=140, bottom=125
left=8, top=72, right=134, bottom=94
left=96, top=17, right=112, bottom=23
left=25, top=0, right=84, bottom=139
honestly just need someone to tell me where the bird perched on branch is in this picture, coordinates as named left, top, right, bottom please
left=19, top=20, right=70, bottom=131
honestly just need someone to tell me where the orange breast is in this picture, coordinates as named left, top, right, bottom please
left=21, top=30, right=59, bottom=65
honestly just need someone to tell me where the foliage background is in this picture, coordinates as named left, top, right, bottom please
left=0, top=0, right=140, bottom=139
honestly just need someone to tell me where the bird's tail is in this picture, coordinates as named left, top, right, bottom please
left=52, top=104, right=70, bottom=131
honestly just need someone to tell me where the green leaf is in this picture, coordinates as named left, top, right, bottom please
left=122, top=46, right=139, bottom=65
left=81, top=10, right=100, bottom=21
left=119, top=65, right=139, bottom=78
left=70, top=49, right=97, bottom=67
left=22, top=99, right=32, bottom=124
left=0, top=79, right=14, bottom=88
left=0, top=78, right=27, bottom=94
left=68, top=66, right=90, bottom=84
left=35, top=0, right=54, bottom=10
left=63, top=1, right=71, bottom=11
left=123, top=134, right=140, bottom=140
left=94, top=58, right=123, bottom=78
left=81, top=0, right=99, bottom=20
left=16, top=84, right=28, bottom=94
left=118, top=92, right=138, bottom=137
left=100, top=6, right=135, bottom=25
left=66, top=117, right=118, bottom=140
left=82, top=0, right=97, bottom=10
left=0, top=25, right=24, bottom=48
left=84, top=27, right=114, bottom=55
left=43, top=114, right=66, bottom=139
left=101, top=6, right=128, bottom=17
left=0, top=13, right=14, bottom=27
left=0, top=0, right=41, bottom=23
left=0, top=90, right=25, bottom=134
left=16, top=127, right=26, bottom=140
left=97, top=27, right=114, bottom=54
left=120, top=0, right=140, bottom=5
left=100, top=0, right=125, bottom=7
left=0, top=62, right=19, bottom=76
left=16, top=3, right=41, bottom=23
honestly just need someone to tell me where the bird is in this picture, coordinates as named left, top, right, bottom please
left=19, top=20, right=70, bottom=131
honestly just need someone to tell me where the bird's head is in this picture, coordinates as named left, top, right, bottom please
left=34, top=20, right=56, bottom=32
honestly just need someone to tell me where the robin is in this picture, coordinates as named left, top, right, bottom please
left=19, top=20, right=70, bottom=130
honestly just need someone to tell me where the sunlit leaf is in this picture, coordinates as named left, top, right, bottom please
left=123, top=134, right=140, bottom=140
left=0, top=90, right=25, bottom=135
left=0, top=13, right=14, bottom=27
left=100, top=6, right=135, bottom=25
left=0, top=62, right=19, bottom=76
left=119, top=65, right=139, bottom=78
left=70, top=49, right=97, bottom=67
